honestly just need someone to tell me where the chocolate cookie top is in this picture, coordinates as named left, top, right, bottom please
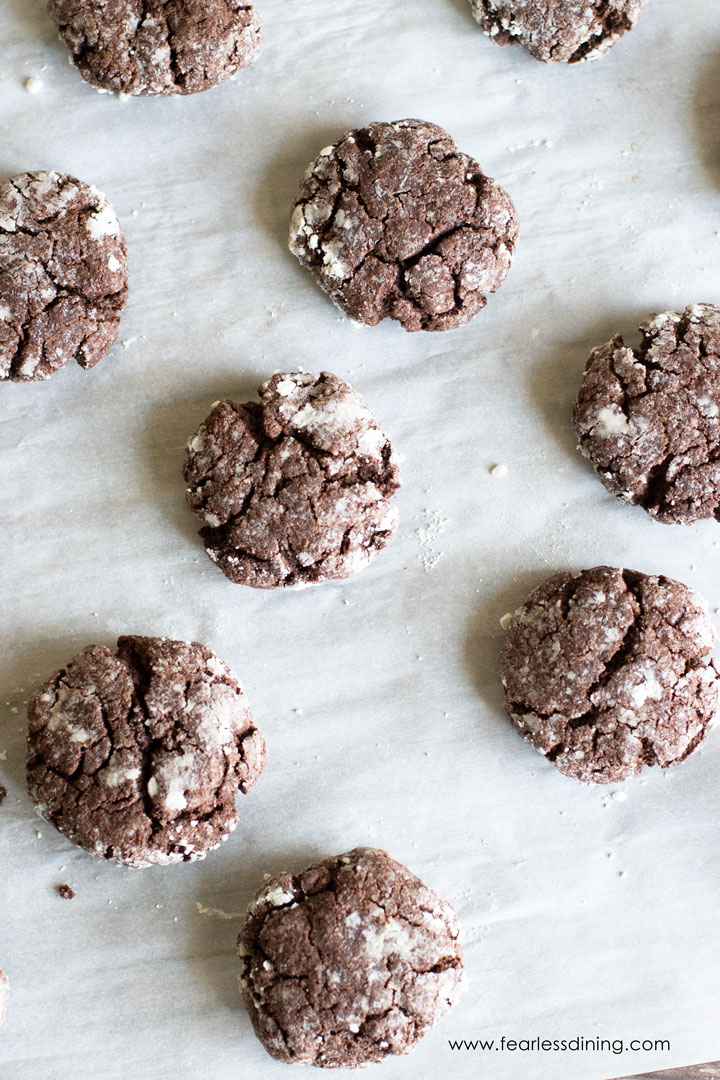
left=501, top=567, right=718, bottom=783
left=238, top=847, right=464, bottom=1068
left=470, top=0, right=646, bottom=63
left=47, top=0, right=263, bottom=96
left=0, top=171, right=128, bottom=382
left=27, top=636, right=266, bottom=867
left=183, top=371, right=401, bottom=589
left=289, top=119, right=518, bottom=332
left=573, top=304, right=720, bottom=525
left=0, top=969, right=7, bottom=1027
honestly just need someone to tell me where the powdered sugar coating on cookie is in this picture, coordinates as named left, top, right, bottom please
left=289, top=119, right=518, bottom=332
left=183, top=371, right=401, bottom=589
left=238, top=847, right=464, bottom=1067
left=470, top=0, right=647, bottom=64
left=500, top=567, right=718, bottom=784
left=573, top=304, right=720, bottom=524
left=27, top=636, right=266, bottom=867
left=47, top=0, right=263, bottom=97
left=0, top=171, right=128, bottom=382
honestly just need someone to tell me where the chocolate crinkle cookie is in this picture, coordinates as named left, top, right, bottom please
left=0, top=970, right=7, bottom=1027
left=238, top=847, right=464, bottom=1068
left=500, top=567, right=719, bottom=783
left=0, top=171, right=128, bottom=382
left=470, top=0, right=647, bottom=64
left=47, top=0, right=262, bottom=96
left=183, top=371, right=401, bottom=589
left=289, top=119, right=518, bottom=332
left=26, top=636, right=266, bottom=867
left=574, top=304, right=720, bottom=525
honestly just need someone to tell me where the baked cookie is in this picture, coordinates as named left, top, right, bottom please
left=0, top=970, right=7, bottom=1027
left=470, top=0, right=647, bottom=64
left=47, top=0, right=262, bottom=96
left=238, top=847, right=464, bottom=1068
left=0, top=171, right=128, bottom=382
left=289, top=119, right=518, bottom=332
left=183, top=371, right=401, bottom=589
left=500, top=567, right=718, bottom=783
left=573, top=304, right=720, bottom=524
left=27, top=636, right=266, bottom=867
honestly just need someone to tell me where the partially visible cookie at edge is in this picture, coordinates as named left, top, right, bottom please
left=238, top=847, right=464, bottom=1068
left=500, top=566, right=719, bottom=783
left=0, top=970, right=7, bottom=1027
left=573, top=304, right=720, bottom=524
left=47, top=0, right=263, bottom=96
left=289, top=119, right=518, bottom=332
left=0, top=171, right=128, bottom=382
left=26, top=636, right=266, bottom=867
left=183, top=371, right=401, bottom=589
left=469, top=0, right=647, bottom=63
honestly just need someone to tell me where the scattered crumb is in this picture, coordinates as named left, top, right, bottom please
left=57, top=884, right=75, bottom=900
left=0, top=786, right=6, bottom=807
left=611, top=790, right=628, bottom=803
left=196, top=903, right=244, bottom=919
left=617, top=871, right=626, bottom=879
left=530, top=327, right=540, bottom=339
left=490, top=464, right=508, bottom=478
left=25, top=76, right=43, bottom=94
left=415, top=509, right=448, bottom=572
left=35, top=830, right=42, bottom=839
left=0, top=750, right=6, bottom=760
left=500, top=612, right=513, bottom=631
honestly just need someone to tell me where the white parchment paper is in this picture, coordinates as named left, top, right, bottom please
left=1, top=1, right=719, bottom=1078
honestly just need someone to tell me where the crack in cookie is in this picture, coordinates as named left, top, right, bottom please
left=26, top=636, right=266, bottom=867
left=573, top=304, right=720, bottom=524
left=183, top=372, right=401, bottom=589
left=238, top=847, right=464, bottom=1067
left=289, top=120, right=518, bottom=332
left=500, top=567, right=719, bottom=783
left=0, top=171, right=128, bottom=382
left=469, top=0, right=646, bottom=63
left=47, top=0, right=262, bottom=96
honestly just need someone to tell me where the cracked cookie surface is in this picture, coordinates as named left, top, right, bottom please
left=183, top=371, right=401, bottom=589
left=573, top=304, right=720, bottom=524
left=26, top=636, right=266, bottom=867
left=470, top=0, right=647, bottom=63
left=289, top=119, right=518, bottom=332
left=238, top=847, right=464, bottom=1068
left=500, top=567, right=718, bottom=783
left=0, top=171, right=128, bottom=382
left=47, top=0, right=263, bottom=96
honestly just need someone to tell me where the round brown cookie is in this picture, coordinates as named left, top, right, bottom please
left=573, top=304, right=720, bottom=525
left=289, top=119, right=518, bottom=332
left=470, top=0, right=646, bottom=64
left=238, top=847, right=464, bottom=1068
left=500, top=567, right=718, bottom=784
left=26, top=636, right=266, bottom=867
left=0, top=171, right=128, bottom=382
left=0, top=969, right=7, bottom=1027
left=183, top=371, right=401, bottom=589
left=47, top=0, right=262, bottom=97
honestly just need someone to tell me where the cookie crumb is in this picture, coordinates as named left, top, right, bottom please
left=611, top=790, right=628, bottom=802
left=490, top=464, right=508, bottom=477
left=24, top=76, right=43, bottom=93
left=499, top=612, right=513, bottom=631
left=57, top=884, right=75, bottom=899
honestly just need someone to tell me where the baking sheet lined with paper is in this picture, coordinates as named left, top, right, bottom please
left=1, top=0, right=719, bottom=1077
